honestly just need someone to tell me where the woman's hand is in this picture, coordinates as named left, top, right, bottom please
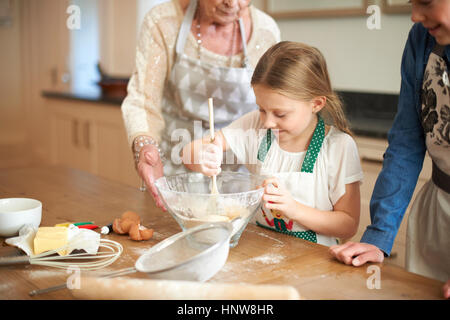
left=262, top=178, right=299, bottom=219
left=328, top=241, right=385, bottom=266
left=137, top=144, right=166, bottom=211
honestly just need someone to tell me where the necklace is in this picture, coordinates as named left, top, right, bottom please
left=194, top=9, right=238, bottom=66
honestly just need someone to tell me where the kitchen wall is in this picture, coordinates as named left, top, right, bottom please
left=272, top=10, right=413, bottom=93
left=0, top=0, right=25, bottom=145
left=0, top=0, right=414, bottom=152
left=70, top=0, right=100, bottom=93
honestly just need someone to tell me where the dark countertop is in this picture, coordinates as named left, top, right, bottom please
left=42, top=86, right=124, bottom=106
left=338, top=91, right=398, bottom=139
left=42, top=88, right=398, bottom=139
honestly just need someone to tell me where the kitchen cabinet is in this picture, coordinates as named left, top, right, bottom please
left=47, top=98, right=140, bottom=188
left=19, top=0, right=72, bottom=164
left=53, top=113, right=91, bottom=172
left=352, top=136, right=432, bottom=268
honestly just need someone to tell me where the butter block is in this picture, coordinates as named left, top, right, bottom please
left=33, top=227, right=69, bottom=256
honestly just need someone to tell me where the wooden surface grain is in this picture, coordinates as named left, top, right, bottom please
left=0, top=166, right=444, bottom=300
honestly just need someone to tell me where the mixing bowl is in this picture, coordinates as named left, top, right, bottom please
left=135, top=222, right=233, bottom=282
left=0, top=198, right=42, bottom=237
left=155, top=171, right=265, bottom=247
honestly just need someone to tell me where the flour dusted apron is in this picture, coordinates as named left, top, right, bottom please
left=406, top=44, right=450, bottom=283
left=160, top=0, right=257, bottom=175
left=254, top=117, right=338, bottom=246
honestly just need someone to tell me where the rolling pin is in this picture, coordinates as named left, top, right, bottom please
left=70, top=277, right=301, bottom=300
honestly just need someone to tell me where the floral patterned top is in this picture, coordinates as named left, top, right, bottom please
left=421, top=44, right=450, bottom=175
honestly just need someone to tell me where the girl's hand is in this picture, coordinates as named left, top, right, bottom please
left=182, top=131, right=226, bottom=176
left=199, top=141, right=222, bottom=177
left=262, top=178, right=299, bottom=219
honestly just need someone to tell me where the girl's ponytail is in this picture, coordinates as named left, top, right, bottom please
left=321, top=93, right=353, bottom=137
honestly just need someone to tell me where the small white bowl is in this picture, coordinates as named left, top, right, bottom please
left=0, top=198, right=42, bottom=237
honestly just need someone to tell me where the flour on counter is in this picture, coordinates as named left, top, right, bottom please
left=152, top=231, right=172, bottom=241
left=250, top=253, right=285, bottom=265
left=25, top=269, right=66, bottom=279
left=131, top=246, right=153, bottom=258
left=220, top=253, right=285, bottom=275
left=0, top=283, right=11, bottom=292
left=246, top=229, right=284, bottom=247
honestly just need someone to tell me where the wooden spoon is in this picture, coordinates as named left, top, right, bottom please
left=208, top=98, right=219, bottom=195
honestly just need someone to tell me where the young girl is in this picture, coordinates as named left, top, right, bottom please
left=182, top=41, right=363, bottom=246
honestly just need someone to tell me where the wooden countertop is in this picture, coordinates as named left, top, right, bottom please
left=0, top=166, right=444, bottom=300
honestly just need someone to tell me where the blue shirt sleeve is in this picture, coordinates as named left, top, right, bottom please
left=360, top=24, right=427, bottom=256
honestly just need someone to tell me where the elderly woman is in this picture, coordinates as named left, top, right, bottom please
left=121, top=0, right=280, bottom=209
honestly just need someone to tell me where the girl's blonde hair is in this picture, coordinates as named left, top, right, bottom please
left=251, top=41, right=352, bottom=136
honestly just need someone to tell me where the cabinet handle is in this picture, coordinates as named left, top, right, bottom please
left=72, top=119, right=79, bottom=147
left=84, top=122, right=90, bottom=150
left=50, top=67, right=58, bottom=87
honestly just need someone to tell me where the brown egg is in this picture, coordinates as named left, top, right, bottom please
left=139, top=226, right=154, bottom=240
left=119, top=218, right=137, bottom=234
left=129, top=224, right=154, bottom=241
left=128, top=224, right=142, bottom=241
left=112, top=218, right=125, bottom=234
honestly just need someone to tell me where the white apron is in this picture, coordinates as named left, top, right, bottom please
left=254, top=117, right=338, bottom=247
left=406, top=44, right=450, bottom=283
left=160, top=0, right=257, bottom=175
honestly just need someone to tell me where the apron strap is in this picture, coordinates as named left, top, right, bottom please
left=238, top=18, right=249, bottom=68
left=257, top=128, right=274, bottom=162
left=256, top=221, right=318, bottom=243
left=301, top=116, right=325, bottom=173
left=433, top=43, right=446, bottom=57
left=432, top=161, right=450, bottom=194
left=256, top=116, right=325, bottom=173
left=175, top=0, right=198, bottom=55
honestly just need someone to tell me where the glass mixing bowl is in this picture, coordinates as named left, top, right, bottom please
left=155, top=171, right=265, bottom=247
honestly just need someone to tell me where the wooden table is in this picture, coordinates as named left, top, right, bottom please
left=0, top=166, right=444, bottom=300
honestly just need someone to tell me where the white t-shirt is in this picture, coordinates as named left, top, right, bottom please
left=222, top=110, right=364, bottom=245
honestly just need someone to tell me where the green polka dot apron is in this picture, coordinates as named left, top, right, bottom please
left=255, top=117, right=338, bottom=245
